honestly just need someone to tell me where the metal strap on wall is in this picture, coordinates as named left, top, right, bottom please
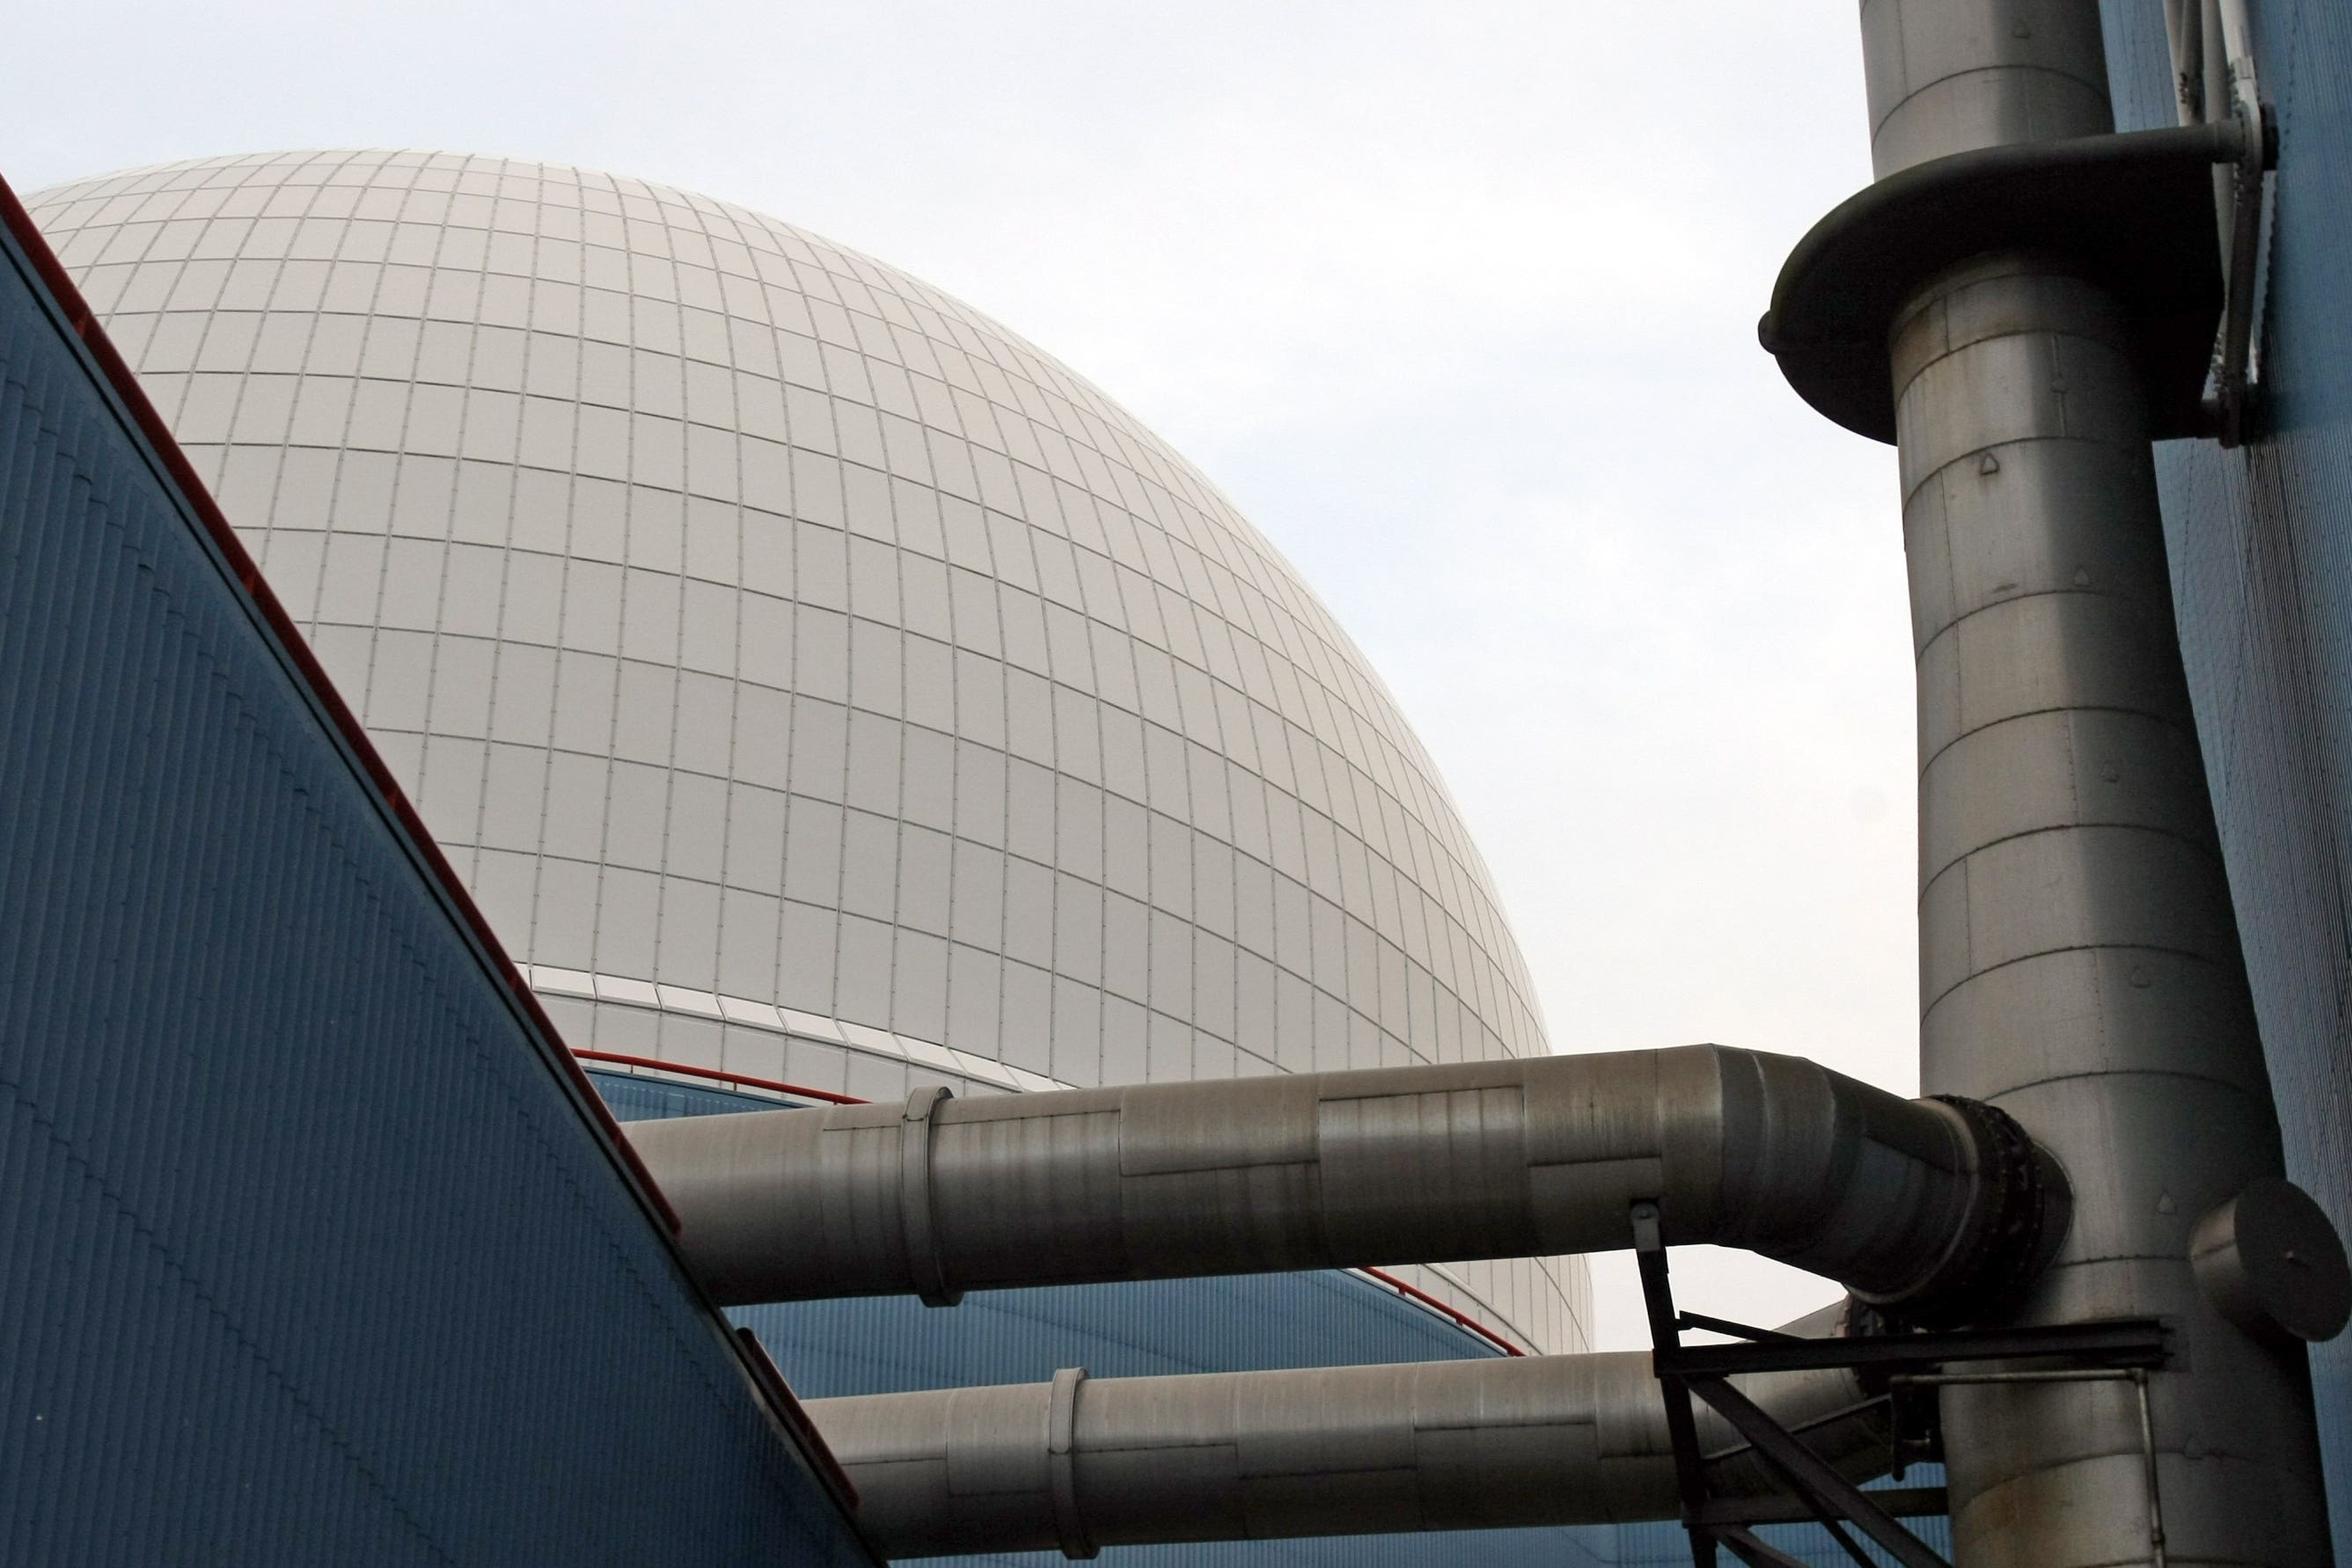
left=1047, top=1367, right=1097, bottom=1560
left=2165, top=0, right=2276, bottom=444
left=900, top=1086, right=962, bottom=1307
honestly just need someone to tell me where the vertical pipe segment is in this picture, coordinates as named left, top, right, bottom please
left=1859, top=3, right=2334, bottom=1560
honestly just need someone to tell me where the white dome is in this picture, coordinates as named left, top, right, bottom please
left=26, top=149, right=1582, bottom=1353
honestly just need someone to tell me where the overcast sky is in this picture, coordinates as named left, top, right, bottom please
left=6, top=1, right=1913, bottom=1348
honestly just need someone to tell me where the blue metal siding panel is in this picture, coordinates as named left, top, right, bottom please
left=0, top=213, right=868, bottom=1564
left=597, top=1070, right=1618, bottom=1567
left=2099, top=3, right=2352, bottom=1554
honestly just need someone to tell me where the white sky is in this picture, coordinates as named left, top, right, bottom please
left=5, top=1, right=1915, bottom=1350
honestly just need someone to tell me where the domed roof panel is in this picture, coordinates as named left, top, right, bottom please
left=26, top=150, right=1581, bottom=1354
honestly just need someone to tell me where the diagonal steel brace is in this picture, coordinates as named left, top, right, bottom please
left=1686, top=1375, right=1952, bottom=1568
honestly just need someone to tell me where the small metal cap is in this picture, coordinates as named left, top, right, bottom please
left=2191, top=1178, right=2351, bottom=1344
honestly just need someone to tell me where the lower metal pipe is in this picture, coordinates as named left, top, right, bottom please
left=804, top=1308, right=1884, bottom=1559
left=625, top=1044, right=2068, bottom=1321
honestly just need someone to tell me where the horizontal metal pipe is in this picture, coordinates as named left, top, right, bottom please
left=802, top=1306, right=1885, bottom=1558
left=625, top=1045, right=2066, bottom=1319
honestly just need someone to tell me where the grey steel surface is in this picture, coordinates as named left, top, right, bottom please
left=1859, top=0, right=2114, bottom=180
left=1653, top=1319, right=2166, bottom=1379
left=802, top=1308, right=1886, bottom=1558
left=1856, top=3, right=2336, bottom=1560
left=626, top=1044, right=2064, bottom=1316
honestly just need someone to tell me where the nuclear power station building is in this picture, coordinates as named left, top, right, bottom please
left=6, top=3, right=2352, bottom=1565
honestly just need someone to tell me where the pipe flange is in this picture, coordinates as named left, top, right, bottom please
left=1893, top=1095, right=2070, bottom=1326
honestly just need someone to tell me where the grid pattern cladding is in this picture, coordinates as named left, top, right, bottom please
left=2100, top=1, right=2352, bottom=1552
left=24, top=150, right=1580, bottom=1355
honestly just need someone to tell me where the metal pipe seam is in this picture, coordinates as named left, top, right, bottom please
left=623, top=1044, right=2069, bottom=1325
left=1858, top=0, right=2115, bottom=179
left=801, top=1305, right=1887, bottom=1559
left=1915, top=712, right=2223, bottom=893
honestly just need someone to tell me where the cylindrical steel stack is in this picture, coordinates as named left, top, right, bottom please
left=1861, top=2, right=2330, bottom=1560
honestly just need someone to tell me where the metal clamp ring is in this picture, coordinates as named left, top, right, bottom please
left=1047, top=1366, right=1096, bottom=1559
left=901, top=1085, right=962, bottom=1307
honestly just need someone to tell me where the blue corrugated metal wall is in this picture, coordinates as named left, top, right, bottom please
left=2099, top=2, right=2352, bottom=1556
left=598, top=1071, right=1622, bottom=1567
left=0, top=210, right=869, bottom=1564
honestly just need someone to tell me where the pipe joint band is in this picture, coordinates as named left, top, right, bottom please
left=1881, top=1095, right=2069, bottom=1325
left=901, top=1086, right=962, bottom=1307
left=1047, top=1367, right=1096, bottom=1559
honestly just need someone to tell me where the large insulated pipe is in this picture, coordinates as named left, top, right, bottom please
left=1860, top=1, right=2333, bottom=1560
left=805, top=1308, right=1886, bottom=1558
left=626, top=1044, right=2064, bottom=1321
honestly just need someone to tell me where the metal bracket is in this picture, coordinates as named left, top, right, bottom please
left=1633, top=1201, right=1941, bottom=1567
left=2210, top=97, right=2276, bottom=447
left=2169, top=0, right=2277, bottom=447
left=1762, top=121, right=2254, bottom=445
left=1633, top=1201, right=1720, bottom=1567
left=1631, top=1202, right=2172, bottom=1568
left=901, top=1085, right=963, bottom=1307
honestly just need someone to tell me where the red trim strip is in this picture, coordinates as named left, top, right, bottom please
left=574, top=1048, right=865, bottom=1105
left=1359, top=1266, right=1527, bottom=1356
left=734, top=1327, right=861, bottom=1514
left=0, top=172, right=678, bottom=1235
left=571, top=1047, right=1532, bottom=1355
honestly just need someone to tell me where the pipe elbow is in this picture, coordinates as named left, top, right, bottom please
left=1600, top=1046, right=2068, bottom=1323
left=630, top=1044, right=2070, bottom=1325
left=1885, top=1092, right=2071, bottom=1324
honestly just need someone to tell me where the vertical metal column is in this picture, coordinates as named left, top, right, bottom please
left=1859, top=3, right=2332, bottom=1561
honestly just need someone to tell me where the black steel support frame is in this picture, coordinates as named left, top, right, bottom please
left=1630, top=1203, right=2170, bottom=1568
